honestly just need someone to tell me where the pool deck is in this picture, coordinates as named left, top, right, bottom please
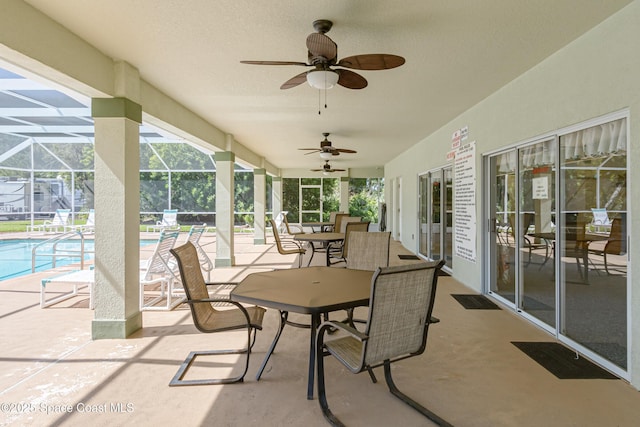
left=1, top=231, right=640, bottom=426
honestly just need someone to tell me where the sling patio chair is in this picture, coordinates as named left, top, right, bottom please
left=140, top=229, right=183, bottom=310
left=327, top=221, right=370, bottom=266
left=589, top=216, right=627, bottom=275
left=169, top=242, right=265, bottom=386
left=316, top=260, right=451, bottom=427
left=282, top=213, right=306, bottom=237
left=341, top=231, right=391, bottom=328
left=269, top=218, right=306, bottom=268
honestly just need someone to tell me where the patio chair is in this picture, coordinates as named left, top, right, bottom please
left=342, top=231, right=391, bottom=328
left=65, top=209, right=95, bottom=233
left=269, top=218, right=306, bottom=268
left=146, top=209, right=180, bottom=232
left=140, top=229, right=183, bottom=310
left=332, top=213, right=349, bottom=236
left=185, top=224, right=214, bottom=281
left=169, top=242, right=265, bottom=386
left=519, top=213, right=549, bottom=266
left=317, top=261, right=450, bottom=427
left=327, top=221, right=370, bottom=266
left=282, top=213, right=305, bottom=237
left=589, top=216, right=627, bottom=275
left=27, top=208, right=71, bottom=233
left=327, top=211, right=346, bottom=231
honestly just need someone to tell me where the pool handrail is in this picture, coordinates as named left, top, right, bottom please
left=31, top=230, right=94, bottom=273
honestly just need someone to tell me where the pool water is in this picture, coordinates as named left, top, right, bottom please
left=0, top=239, right=154, bottom=281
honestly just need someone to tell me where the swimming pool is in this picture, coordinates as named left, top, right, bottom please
left=0, top=239, right=154, bottom=281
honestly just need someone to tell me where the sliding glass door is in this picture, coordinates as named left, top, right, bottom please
left=485, top=115, right=628, bottom=376
left=418, top=167, right=453, bottom=270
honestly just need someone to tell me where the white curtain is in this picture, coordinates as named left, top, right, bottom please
left=562, top=118, right=626, bottom=160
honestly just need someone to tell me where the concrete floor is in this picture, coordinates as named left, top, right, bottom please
left=1, top=231, right=639, bottom=426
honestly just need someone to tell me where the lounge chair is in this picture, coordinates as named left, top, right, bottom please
left=185, top=224, right=214, bottom=281
left=65, top=209, right=95, bottom=233
left=140, top=229, right=183, bottom=310
left=146, top=209, right=180, bottom=232
left=316, top=261, right=451, bottom=427
left=168, top=242, right=265, bottom=386
left=27, top=208, right=71, bottom=233
left=40, top=268, right=95, bottom=309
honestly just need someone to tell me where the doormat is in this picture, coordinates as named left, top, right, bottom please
left=451, top=294, right=500, bottom=310
left=398, top=254, right=420, bottom=260
left=511, top=342, right=618, bottom=380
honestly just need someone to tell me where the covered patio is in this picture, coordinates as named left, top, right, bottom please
left=1, top=232, right=639, bottom=426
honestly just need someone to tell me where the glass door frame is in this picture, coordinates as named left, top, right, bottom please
left=418, top=166, right=453, bottom=273
left=483, top=110, right=630, bottom=380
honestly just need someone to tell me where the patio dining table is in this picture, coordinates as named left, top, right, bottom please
left=230, top=266, right=373, bottom=399
left=301, top=221, right=334, bottom=232
left=528, top=231, right=609, bottom=283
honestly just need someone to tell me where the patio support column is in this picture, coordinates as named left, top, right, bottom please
left=215, top=151, right=235, bottom=267
left=253, top=168, right=266, bottom=244
left=272, top=176, right=282, bottom=221
left=340, top=176, right=349, bottom=213
left=91, top=96, right=142, bottom=339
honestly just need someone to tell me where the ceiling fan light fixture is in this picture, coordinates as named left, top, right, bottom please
left=306, top=70, right=339, bottom=90
left=319, top=151, right=333, bottom=160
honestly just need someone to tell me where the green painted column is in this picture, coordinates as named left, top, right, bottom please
left=91, top=97, right=142, bottom=339
left=215, top=151, right=235, bottom=266
left=253, top=169, right=266, bottom=244
left=340, top=176, right=350, bottom=213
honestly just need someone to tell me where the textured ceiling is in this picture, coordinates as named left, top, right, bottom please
left=15, top=0, right=633, bottom=171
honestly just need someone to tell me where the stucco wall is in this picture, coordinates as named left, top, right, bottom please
left=385, top=1, right=640, bottom=387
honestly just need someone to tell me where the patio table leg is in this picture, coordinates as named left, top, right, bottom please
left=307, top=313, right=320, bottom=400
left=256, top=310, right=288, bottom=380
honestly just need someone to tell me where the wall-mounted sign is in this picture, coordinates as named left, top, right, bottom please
left=453, top=141, right=476, bottom=263
left=532, top=176, right=549, bottom=199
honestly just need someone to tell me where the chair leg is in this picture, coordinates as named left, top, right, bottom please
left=384, top=362, right=453, bottom=427
left=317, top=325, right=346, bottom=427
left=169, top=326, right=253, bottom=386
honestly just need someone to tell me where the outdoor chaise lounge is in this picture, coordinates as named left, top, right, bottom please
left=146, top=209, right=180, bottom=232
left=27, top=208, right=71, bottom=233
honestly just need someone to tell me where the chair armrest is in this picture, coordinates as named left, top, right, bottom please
left=319, top=320, right=368, bottom=342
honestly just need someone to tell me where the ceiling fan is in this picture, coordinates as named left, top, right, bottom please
left=311, top=160, right=346, bottom=174
left=240, top=19, right=405, bottom=90
left=299, top=133, right=357, bottom=159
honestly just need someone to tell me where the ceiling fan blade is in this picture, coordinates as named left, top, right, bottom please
left=310, top=169, right=323, bottom=172
left=337, top=54, right=405, bottom=70
left=299, top=148, right=320, bottom=151
left=240, top=60, right=310, bottom=66
left=336, top=69, right=368, bottom=89
left=335, top=148, right=357, bottom=154
left=303, top=150, right=321, bottom=155
left=329, top=169, right=346, bottom=172
left=280, top=72, right=308, bottom=90
left=306, top=33, right=337, bottom=61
